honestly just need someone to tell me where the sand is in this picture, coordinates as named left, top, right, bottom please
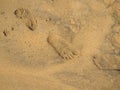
left=0, top=0, right=120, bottom=90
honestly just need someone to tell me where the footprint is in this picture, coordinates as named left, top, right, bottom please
left=14, top=8, right=37, bottom=30
left=93, top=25, right=120, bottom=70
left=47, top=31, right=79, bottom=60
left=111, top=0, right=120, bottom=23
left=111, top=33, right=120, bottom=49
left=14, top=8, right=30, bottom=19
left=93, top=54, right=120, bottom=70
left=108, top=25, right=120, bottom=49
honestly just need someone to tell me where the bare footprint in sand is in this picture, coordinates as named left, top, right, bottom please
left=93, top=25, right=120, bottom=70
left=93, top=54, right=120, bottom=70
left=111, top=33, right=120, bottom=49
left=111, top=0, right=120, bottom=23
left=47, top=31, right=79, bottom=60
left=14, top=8, right=37, bottom=30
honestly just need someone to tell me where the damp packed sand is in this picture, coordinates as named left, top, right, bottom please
left=0, top=0, right=120, bottom=90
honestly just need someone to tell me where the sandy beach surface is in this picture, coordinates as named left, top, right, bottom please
left=0, top=0, right=120, bottom=90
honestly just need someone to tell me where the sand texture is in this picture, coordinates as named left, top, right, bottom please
left=0, top=0, right=120, bottom=90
